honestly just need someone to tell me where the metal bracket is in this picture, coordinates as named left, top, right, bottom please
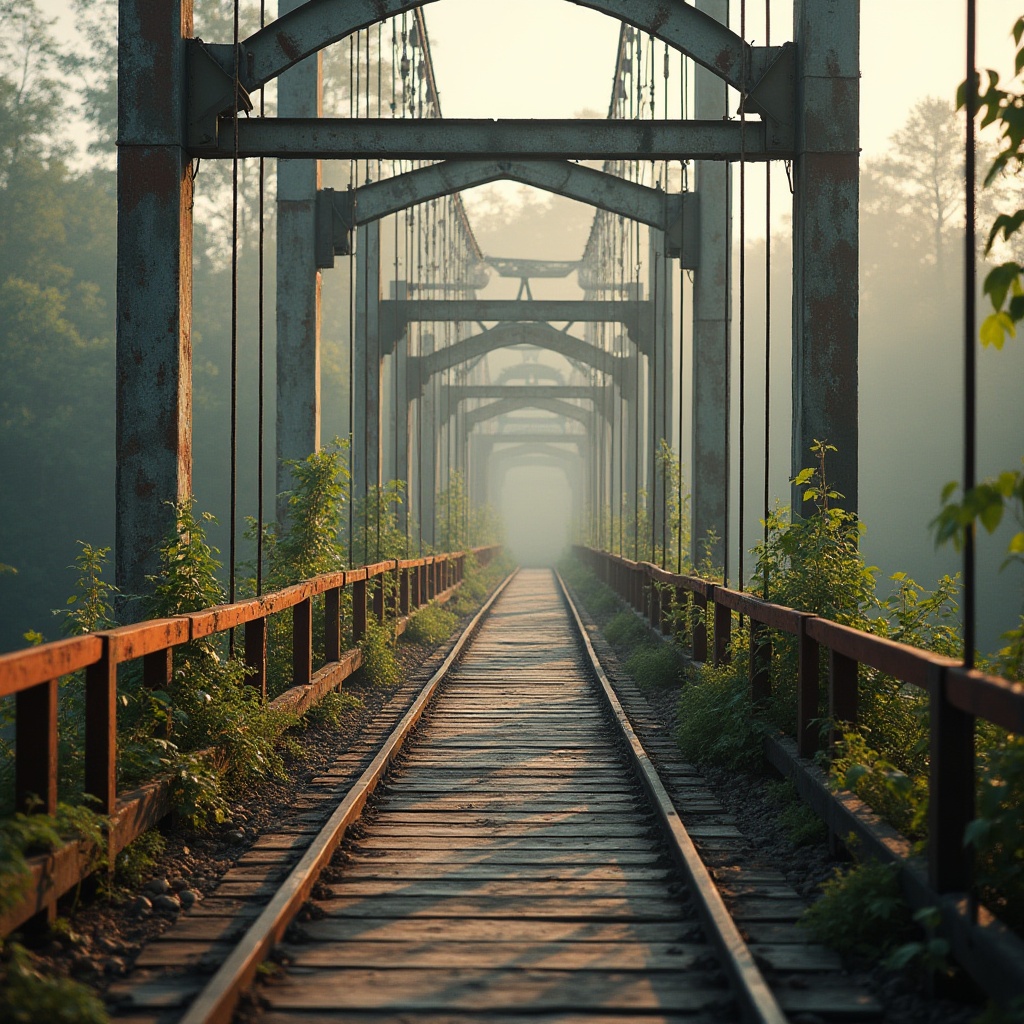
left=187, top=39, right=253, bottom=152
left=744, top=41, right=796, bottom=152
left=315, top=188, right=355, bottom=268
left=665, top=193, right=700, bottom=268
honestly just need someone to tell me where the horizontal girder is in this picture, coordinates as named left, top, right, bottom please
left=195, top=117, right=780, bottom=162
left=383, top=299, right=652, bottom=356
left=411, top=323, right=633, bottom=392
left=450, top=384, right=597, bottom=402
left=473, top=433, right=586, bottom=446
left=463, top=396, right=608, bottom=432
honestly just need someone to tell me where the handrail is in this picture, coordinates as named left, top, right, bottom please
left=573, top=544, right=1024, bottom=897
left=0, top=543, right=501, bottom=935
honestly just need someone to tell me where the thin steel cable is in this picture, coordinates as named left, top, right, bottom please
left=738, top=0, right=747, bottom=596
left=256, top=0, right=266, bottom=596
left=762, top=0, right=772, bottom=600
left=964, top=0, right=977, bottom=667
left=229, top=0, right=240, bottom=650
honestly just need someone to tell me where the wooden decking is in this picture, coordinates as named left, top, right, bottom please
left=261, top=569, right=731, bottom=1022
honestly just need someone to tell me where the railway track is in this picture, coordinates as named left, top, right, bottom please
left=111, top=568, right=880, bottom=1023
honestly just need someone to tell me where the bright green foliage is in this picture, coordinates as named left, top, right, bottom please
left=360, top=621, right=400, bottom=691
left=800, top=860, right=911, bottom=957
left=267, top=440, right=349, bottom=587
left=603, top=611, right=649, bottom=648
left=302, top=690, right=364, bottom=729
left=0, top=941, right=109, bottom=1024
left=350, top=478, right=405, bottom=568
left=113, top=827, right=166, bottom=890
left=435, top=471, right=504, bottom=554
left=624, top=643, right=682, bottom=690
left=59, top=542, right=118, bottom=636
left=405, top=602, right=457, bottom=646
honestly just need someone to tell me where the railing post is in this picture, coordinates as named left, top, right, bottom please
left=829, top=649, right=858, bottom=749
left=693, top=590, right=708, bottom=663
left=352, top=577, right=367, bottom=644
left=15, top=679, right=58, bottom=816
left=749, top=621, right=772, bottom=702
left=928, top=663, right=975, bottom=892
left=713, top=596, right=731, bottom=666
left=659, top=585, right=671, bottom=636
left=399, top=568, right=411, bottom=616
left=325, top=586, right=342, bottom=662
left=143, top=649, right=173, bottom=692
left=85, top=639, right=117, bottom=815
left=293, top=597, right=313, bottom=687
left=796, top=615, right=820, bottom=757
left=245, top=617, right=268, bottom=699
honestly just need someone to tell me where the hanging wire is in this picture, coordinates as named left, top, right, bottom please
left=762, top=0, right=772, bottom=600
left=963, top=0, right=977, bottom=666
left=256, top=0, right=266, bottom=596
left=228, top=0, right=241, bottom=656
left=737, top=0, right=748, bottom=597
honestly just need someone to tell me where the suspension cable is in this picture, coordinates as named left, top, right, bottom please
left=762, top=0, right=772, bottom=599
left=228, top=0, right=241, bottom=652
left=256, top=0, right=266, bottom=596
left=963, top=0, right=977, bottom=666
left=737, top=0, right=747, bottom=596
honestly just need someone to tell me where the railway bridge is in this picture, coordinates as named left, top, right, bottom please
left=1, top=1, right=1023, bottom=1021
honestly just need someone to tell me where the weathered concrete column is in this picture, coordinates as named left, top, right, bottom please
left=352, top=220, right=381, bottom=515
left=116, top=0, right=192, bottom=605
left=648, top=228, right=674, bottom=554
left=275, top=0, right=322, bottom=522
left=418, top=331, right=438, bottom=548
left=791, top=0, right=860, bottom=512
left=691, top=0, right=731, bottom=571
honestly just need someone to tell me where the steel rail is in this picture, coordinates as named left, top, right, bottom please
left=176, top=568, right=519, bottom=1024
left=555, top=570, right=789, bottom=1024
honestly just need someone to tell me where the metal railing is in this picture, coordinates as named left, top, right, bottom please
left=0, top=544, right=501, bottom=934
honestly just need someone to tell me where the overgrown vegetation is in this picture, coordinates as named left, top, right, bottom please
left=405, top=602, right=458, bottom=646
left=0, top=941, right=109, bottom=1024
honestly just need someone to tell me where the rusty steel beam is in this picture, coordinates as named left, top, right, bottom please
left=116, top=0, right=193, bottom=606
left=197, top=117, right=777, bottom=162
left=790, top=0, right=860, bottom=513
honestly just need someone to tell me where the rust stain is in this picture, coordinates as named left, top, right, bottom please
left=715, top=46, right=733, bottom=74
left=277, top=30, right=301, bottom=63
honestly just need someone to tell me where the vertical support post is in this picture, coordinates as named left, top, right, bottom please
left=245, top=618, right=268, bottom=699
left=85, top=642, right=117, bottom=815
left=419, top=332, right=437, bottom=548
left=693, top=590, right=709, bottom=663
left=276, top=0, right=322, bottom=521
left=353, top=220, right=382, bottom=518
left=116, top=0, right=193, bottom=603
left=325, top=587, right=341, bottom=662
left=371, top=575, right=385, bottom=622
left=400, top=567, right=411, bottom=616
left=796, top=615, right=820, bottom=757
left=928, top=664, right=974, bottom=892
left=15, top=681, right=58, bottom=815
left=792, top=0, right=860, bottom=511
left=713, top=598, right=731, bottom=667
left=828, top=649, right=858, bottom=749
left=352, top=577, right=367, bottom=644
left=691, top=0, right=730, bottom=573
left=749, top=622, right=772, bottom=702
left=143, top=649, right=173, bottom=692
left=648, top=228, right=674, bottom=552
left=394, top=295, right=411, bottom=535
left=293, top=598, right=313, bottom=687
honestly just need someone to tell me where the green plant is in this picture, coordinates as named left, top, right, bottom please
left=604, top=611, right=649, bottom=649
left=359, top=620, right=400, bottom=691
left=405, top=602, right=457, bottom=646
left=301, top=690, right=363, bottom=729
left=800, top=859, right=911, bottom=958
left=885, top=905, right=952, bottom=977
left=765, top=780, right=828, bottom=847
left=0, top=941, right=109, bottom=1023
left=113, top=828, right=166, bottom=890
left=624, top=643, right=682, bottom=690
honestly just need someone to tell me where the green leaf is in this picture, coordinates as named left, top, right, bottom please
left=1008, top=532, right=1024, bottom=554
left=844, top=764, right=869, bottom=790
left=979, top=499, right=1005, bottom=534
left=980, top=312, right=1013, bottom=349
left=940, top=480, right=959, bottom=502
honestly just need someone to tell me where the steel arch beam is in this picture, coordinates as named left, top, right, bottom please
left=319, top=161, right=698, bottom=266
left=413, top=323, right=633, bottom=386
left=463, top=397, right=607, bottom=433
left=493, top=364, right=567, bottom=387
left=239, top=0, right=777, bottom=103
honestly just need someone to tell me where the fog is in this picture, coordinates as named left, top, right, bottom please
left=499, top=466, right=574, bottom=567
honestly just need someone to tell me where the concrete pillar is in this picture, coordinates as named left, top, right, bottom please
left=792, top=0, right=860, bottom=513
left=418, top=331, right=437, bottom=548
left=275, top=0, right=322, bottom=522
left=352, top=220, right=381, bottom=517
left=691, top=0, right=731, bottom=572
left=116, top=0, right=193, bottom=605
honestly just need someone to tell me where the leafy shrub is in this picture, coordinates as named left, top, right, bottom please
left=625, top=643, right=682, bottom=690
left=113, top=828, right=166, bottom=889
left=0, top=942, right=108, bottom=1023
left=302, top=690, right=363, bottom=729
left=604, top=611, right=649, bottom=649
left=405, top=602, right=457, bottom=646
left=360, top=621, right=399, bottom=691
left=800, top=859, right=911, bottom=957
left=765, top=781, right=827, bottom=847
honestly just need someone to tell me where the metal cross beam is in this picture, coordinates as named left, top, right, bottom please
left=472, top=433, right=587, bottom=447
left=316, top=161, right=699, bottom=266
left=383, top=299, right=653, bottom=355
left=195, top=117, right=781, bottom=162
left=463, top=397, right=609, bottom=432
left=449, top=385, right=597, bottom=402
